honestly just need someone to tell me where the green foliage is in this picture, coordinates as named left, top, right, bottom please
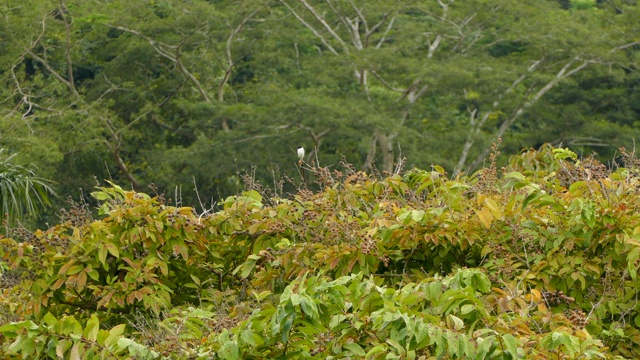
left=0, top=150, right=56, bottom=227
left=3, top=181, right=235, bottom=317
left=0, top=313, right=158, bottom=359
left=3, top=146, right=640, bottom=358
left=1, top=0, right=638, bottom=218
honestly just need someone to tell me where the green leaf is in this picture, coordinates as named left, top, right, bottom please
left=553, top=148, right=578, bottom=161
left=471, top=272, right=491, bottom=293
left=91, top=191, right=110, bottom=201
left=569, top=181, right=587, bottom=195
left=87, top=269, right=100, bottom=281
left=104, top=243, right=120, bottom=258
left=447, top=331, right=459, bottom=357
left=477, top=207, right=493, bottom=229
left=252, top=290, right=272, bottom=301
left=411, top=210, right=425, bottom=222
left=522, top=191, right=540, bottom=211
left=280, top=316, right=294, bottom=344
left=0, top=322, right=24, bottom=336
left=69, top=341, right=80, bottom=360
left=300, top=296, right=319, bottom=320
left=232, top=254, right=260, bottom=279
left=365, top=344, right=388, bottom=358
left=42, top=312, right=58, bottom=327
left=502, top=334, right=518, bottom=358
left=386, top=338, right=405, bottom=356
left=343, top=343, right=366, bottom=356
left=560, top=333, right=579, bottom=357
left=65, top=265, right=83, bottom=275
left=59, top=316, right=83, bottom=336
left=219, top=340, right=240, bottom=360
left=83, top=315, right=100, bottom=342
left=98, top=246, right=108, bottom=267
left=56, top=339, right=72, bottom=358
left=105, top=324, right=126, bottom=347
left=240, top=329, right=258, bottom=347
left=448, top=314, right=464, bottom=331
left=426, top=281, right=442, bottom=301
left=96, top=329, right=110, bottom=346
left=414, top=322, right=430, bottom=348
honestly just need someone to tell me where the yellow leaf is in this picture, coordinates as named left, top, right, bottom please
left=492, top=287, right=507, bottom=296
left=530, top=289, right=542, bottom=302
left=477, top=207, right=493, bottom=229
left=50, top=277, right=65, bottom=290
left=76, top=271, right=87, bottom=291
left=484, top=198, right=503, bottom=220
left=58, top=259, right=77, bottom=275
left=498, top=297, right=510, bottom=312
left=69, top=341, right=80, bottom=360
left=367, top=227, right=378, bottom=237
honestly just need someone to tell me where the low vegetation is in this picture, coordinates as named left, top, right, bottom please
left=2, top=145, right=640, bottom=359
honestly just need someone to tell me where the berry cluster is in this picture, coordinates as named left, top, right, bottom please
left=360, top=237, right=377, bottom=255
left=254, top=248, right=276, bottom=273
left=359, top=237, right=389, bottom=266
left=59, top=197, right=93, bottom=227
left=266, top=220, right=287, bottom=233
left=297, top=189, right=314, bottom=201
left=2, top=219, right=35, bottom=243
left=147, top=183, right=166, bottom=205
left=492, top=244, right=508, bottom=257
left=166, top=211, right=181, bottom=225
left=378, top=253, right=390, bottom=267
left=475, top=140, right=502, bottom=193
left=28, top=234, right=71, bottom=256
left=619, top=147, right=640, bottom=170
left=542, top=290, right=575, bottom=305
left=564, top=309, right=587, bottom=328
left=133, top=248, right=150, bottom=260
left=310, top=332, right=335, bottom=356
left=0, top=271, right=20, bottom=289
left=312, top=166, right=336, bottom=188
left=257, top=248, right=275, bottom=262
left=557, top=156, right=609, bottom=188
left=166, top=211, right=206, bottom=230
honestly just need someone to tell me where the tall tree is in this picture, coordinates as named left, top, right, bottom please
left=278, top=0, right=640, bottom=173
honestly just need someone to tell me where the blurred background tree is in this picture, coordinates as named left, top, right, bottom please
left=0, top=0, right=638, bottom=227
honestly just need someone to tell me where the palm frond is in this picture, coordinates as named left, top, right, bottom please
left=0, top=150, right=57, bottom=227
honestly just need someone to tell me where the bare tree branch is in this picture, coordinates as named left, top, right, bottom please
left=612, top=41, right=640, bottom=52
left=58, top=4, right=78, bottom=97
left=369, top=70, right=406, bottom=93
left=219, top=1, right=271, bottom=103
left=463, top=58, right=592, bottom=172
left=108, top=25, right=211, bottom=104
left=102, top=116, right=141, bottom=189
left=375, top=16, right=396, bottom=49
left=27, top=50, right=80, bottom=99
left=279, top=0, right=340, bottom=55
left=326, top=0, right=362, bottom=50
left=428, top=34, right=442, bottom=59
left=297, top=0, right=351, bottom=54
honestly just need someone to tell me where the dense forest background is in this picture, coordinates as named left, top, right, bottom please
left=1, top=0, right=639, bottom=224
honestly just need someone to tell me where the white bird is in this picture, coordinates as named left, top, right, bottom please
left=297, top=146, right=305, bottom=162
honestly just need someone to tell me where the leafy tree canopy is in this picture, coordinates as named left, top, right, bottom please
left=0, top=0, right=638, bottom=224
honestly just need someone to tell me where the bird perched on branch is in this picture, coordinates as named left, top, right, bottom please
left=297, top=146, right=305, bottom=165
